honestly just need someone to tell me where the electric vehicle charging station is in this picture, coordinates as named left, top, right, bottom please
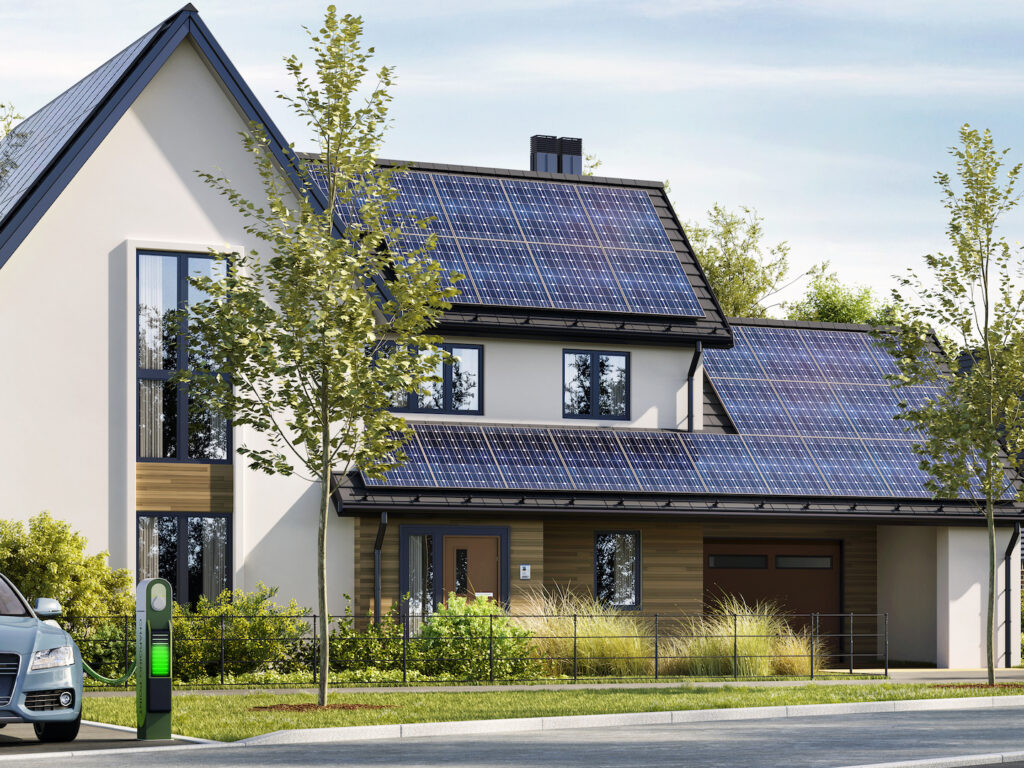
left=135, top=578, right=172, bottom=740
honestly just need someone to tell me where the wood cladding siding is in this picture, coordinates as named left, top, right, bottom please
left=543, top=519, right=703, bottom=614
left=135, top=463, right=233, bottom=513
left=352, top=515, right=544, bottom=620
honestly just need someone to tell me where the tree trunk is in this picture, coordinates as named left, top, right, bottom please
left=317, top=469, right=330, bottom=705
left=986, top=496, right=996, bottom=686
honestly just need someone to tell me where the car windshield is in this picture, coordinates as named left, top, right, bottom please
left=0, top=578, right=29, bottom=617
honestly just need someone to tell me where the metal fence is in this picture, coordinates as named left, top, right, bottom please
left=64, top=611, right=888, bottom=688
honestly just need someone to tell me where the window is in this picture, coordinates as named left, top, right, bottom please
left=708, top=555, right=768, bottom=569
left=137, top=251, right=229, bottom=461
left=594, top=532, right=640, bottom=608
left=137, top=513, right=231, bottom=605
left=392, top=344, right=483, bottom=414
left=775, top=555, right=833, bottom=569
left=563, top=350, right=629, bottom=420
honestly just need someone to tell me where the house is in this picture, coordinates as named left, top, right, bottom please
left=0, top=5, right=1019, bottom=669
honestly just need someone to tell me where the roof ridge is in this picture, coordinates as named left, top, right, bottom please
left=728, top=316, right=882, bottom=332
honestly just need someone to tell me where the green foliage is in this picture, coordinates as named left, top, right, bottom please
left=171, top=584, right=309, bottom=681
left=0, top=512, right=133, bottom=621
left=877, top=124, right=1024, bottom=684
left=685, top=204, right=792, bottom=318
left=582, top=152, right=602, bottom=176
left=420, top=595, right=537, bottom=680
left=0, top=103, right=24, bottom=187
left=784, top=265, right=898, bottom=325
left=329, top=601, right=420, bottom=672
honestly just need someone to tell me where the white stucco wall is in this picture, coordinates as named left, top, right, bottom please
left=877, top=525, right=938, bottom=664
left=0, top=39, right=354, bottom=612
left=408, top=335, right=700, bottom=430
left=937, top=526, right=1021, bottom=668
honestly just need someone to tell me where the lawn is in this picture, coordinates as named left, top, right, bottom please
left=83, top=683, right=1024, bottom=742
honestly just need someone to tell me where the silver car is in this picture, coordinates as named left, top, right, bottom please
left=0, top=573, right=82, bottom=742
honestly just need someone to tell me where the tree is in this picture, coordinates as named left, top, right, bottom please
left=878, top=125, right=1024, bottom=685
left=685, top=205, right=793, bottom=318
left=0, top=103, right=24, bottom=187
left=784, top=265, right=898, bottom=325
left=184, top=7, right=457, bottom=705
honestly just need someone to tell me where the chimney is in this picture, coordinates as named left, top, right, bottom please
left=530, top=135, right=582, bottom=174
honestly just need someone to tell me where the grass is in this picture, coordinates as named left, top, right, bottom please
left=83, top=683, right=1024, bottom=742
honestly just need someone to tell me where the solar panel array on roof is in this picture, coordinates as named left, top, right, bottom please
left=361, top=422, right=954, bottom=499
left=306, top=169, right=705, bottom=319
left=0, top=23, right=162, bottom=225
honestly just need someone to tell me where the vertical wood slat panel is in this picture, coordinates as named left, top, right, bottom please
left=135, top=463, right=233, bottom=513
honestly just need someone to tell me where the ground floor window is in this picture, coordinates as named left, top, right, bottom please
left=137, top=513, right=231, bottom=605
left=594, top=531, right=640, bottom=608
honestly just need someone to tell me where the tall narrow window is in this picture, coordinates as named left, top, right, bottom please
left=137, top=513, right=230, bottom=604
left=594, top=532, right=640, bottom=608
left=392, top=343, right=483, bottom=415
left=137, top=251, right=229, bottom=462
left=563, top=350, right=629, bottom=419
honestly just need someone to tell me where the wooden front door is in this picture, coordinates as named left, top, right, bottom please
left=442, top=535, right=500, bottom=602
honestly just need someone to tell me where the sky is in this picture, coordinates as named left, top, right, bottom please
left=3, top=0, right=1023, bottom=309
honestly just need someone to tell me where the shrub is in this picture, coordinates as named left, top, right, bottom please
left=419, top=594, right=537, bottom=680
left=329, top=601, right=419, bottom=673
left=513, top=589, right=652, bottom=677
left=172, top=584, right=309, bottom=681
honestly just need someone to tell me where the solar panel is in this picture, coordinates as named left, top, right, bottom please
left=864, top=440, right=932, bottom=498
left=830, top=383, right=910, bottom=438
left=456, top=239, right=549, bottom=308
left=415, top=424, right=504, bottom=488
left=703, top=332, right=764, bottom=380
left=575, top=186, right=674, bottom=251
left=361, top=433, right=435, bottom=487
left=614, top=431, right=706, bottom=493
left=433, top=175, right=520, bottom=240
left=529, top=243, right=629, bottom=313
left=550, top=429, right=640, bottom=491
left=0, top=23, right=162, bottom=224
left=740, top=326, right=823, bottom=381
left=741, top=435, right=831, bottom=495
left=481, top=427, right=573, bottom=489
left=804, top=437, right=892, bottom=496
left=798, top=331, right=883, bottom=382
left=707, top=378, right=794, bottom=435
left=501, top=179, right=597, bottom=245
left=391, top=235, right=476, bottom=301
left=682, top=433, right=767, bottom=495
left=388, top=173, right=449, bottom=237
left=770, top=381, right=852, bottom=437
left=602, top=248, right=705, bottom=317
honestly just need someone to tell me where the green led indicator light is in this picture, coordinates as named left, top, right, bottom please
left=150, top=642, right=170, bottom=677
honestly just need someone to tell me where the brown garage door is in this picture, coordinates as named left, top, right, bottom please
left=703, top=539, right=840, bottom=634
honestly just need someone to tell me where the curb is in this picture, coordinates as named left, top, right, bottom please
left=80, top=719, right=222, bottom=744
left=838, top=751, right=1024, bottom=768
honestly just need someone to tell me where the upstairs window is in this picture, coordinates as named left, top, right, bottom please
left=137, top=251, right=229, bottom=462
left=563, top=350, right=629, bottom=420
left=392, top=344, right=483, bottom=415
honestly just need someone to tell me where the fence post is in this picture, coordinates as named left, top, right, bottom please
left=573, top=614, right=578, bottom=682
left=848, top=612, right=854, bottom=675
left=654, top=614, right=659, bottom=681
left=884, top=613, right=889, bottom=677
left=220, top=615, right=226, bottom=685
left=312, top=614, right=318, bottom=687
left=402, top=615, right=408, bottom=684
left=810, top=614, right=815, bottom=680
left=733, top=613, right=738, bottom=680
left=489, top=614, right=495, bottom=683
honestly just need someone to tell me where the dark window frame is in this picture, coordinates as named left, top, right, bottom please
left=398, top=524, right=510, bottom=616
left=593, top=530, right=642, bottom=610
left=391, top=343, right=485, bottom=415
left=562, top=349, right=631, bottom=421
left=135, top=511, right=233, bottom=605
left=136, top=250, right=231, bottom=464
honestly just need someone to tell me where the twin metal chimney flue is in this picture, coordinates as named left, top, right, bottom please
left=530, top=135, right=583, bottom=175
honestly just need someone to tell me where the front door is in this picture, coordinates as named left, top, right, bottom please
left=442, top=535, right=500, bottom=602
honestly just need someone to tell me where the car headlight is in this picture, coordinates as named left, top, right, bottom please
left=29, top=646, right=74, bottom=670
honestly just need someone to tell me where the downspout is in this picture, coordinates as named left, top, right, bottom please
left=373, top=510, right=388, bottom=625
left=1004, top=522, right=1020, bottom=667
left=686, top=342, right=703, bottom=432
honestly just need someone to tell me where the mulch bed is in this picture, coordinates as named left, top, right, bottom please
left=249, top=703, right=392, bottom=712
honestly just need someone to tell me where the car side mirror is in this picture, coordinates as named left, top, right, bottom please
left=34, top=598, right=62, bottom=619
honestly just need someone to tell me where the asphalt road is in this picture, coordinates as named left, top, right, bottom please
left=0, top=721, right=176, bottom=755
left=3, top=707, right=1024, bottom=768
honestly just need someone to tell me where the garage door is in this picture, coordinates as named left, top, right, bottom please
left=703, top=538, right=841, bottom=633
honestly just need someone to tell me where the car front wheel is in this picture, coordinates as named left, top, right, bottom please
left=33, top=713, right=80, bottom=743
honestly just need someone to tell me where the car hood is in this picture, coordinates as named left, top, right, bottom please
left=0, top=615, right=70, bottom=657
